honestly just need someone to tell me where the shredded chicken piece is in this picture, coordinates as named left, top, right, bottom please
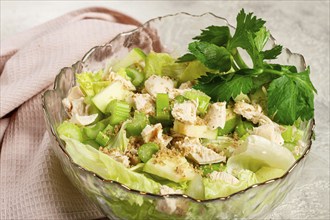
left=179, top=137, right=226, bottom=164
left=108, top=71, right=136, bottom=91
left=62, top=86, right=98, bottom=125
left=171, top=100, right=197, bottom=124
left=204, top=102, right=227, bottom=130
left=252, top=123, right=284, bottom=145
left=233, top=101, right=272, bottom=125
left=234, top=101, right=284, bottom=145
left=178, top=81, right=193, bottom=89
left=144, top=75, right=175, bottom=98
left=141, top=123, right=172, bottom=148
left=133, top=93, right=155, bottom=115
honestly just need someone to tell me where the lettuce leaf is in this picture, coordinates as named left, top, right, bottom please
left=76, top=70, right=104, bottom=97
left=255, top=166, right=285, bottom=183
left=227, top=135, right=295, bottom=173
left=204, top=170, right=257, bottom=199
left=107, top=122, right=129, bottom=152
left=61, top=136, right=161, bottom=193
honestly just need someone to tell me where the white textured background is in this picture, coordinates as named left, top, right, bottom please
left=1, top=1, right=329, bottom=219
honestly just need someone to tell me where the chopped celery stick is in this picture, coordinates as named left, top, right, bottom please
left=103, top=124, right=114, bottom=133
left=83, top=139, right=100, bottom=149
left=156, top=93, right=170, bottom=121
left=126, top=111, right=148, bottom=136
left=93, top=81, right=111, bottom=94
left=112, top=48, right=146, bottom=72
left=92, top=81, right=129, bottom=113
left=83, top=121, right=106, bottom=139
left=105, top=99, right=131, bottom=115
left=173, top=120, right=217, bottom=139
left=218, top=111, right=239, bottom=135
left=145, top=52, right=175, bottom=77
left=174, top=95, right=187, bottom=103
left=235, top=120, right=254, bottom=137
left=148, top=116, right=173, bottom=127
left=96, top=131, right=110, bottom=146
left=183, top=90, right=211, bottom=114
left=57, top=121, right=83, bottom=142
left=106, top=100, right=131, bottom=125
left=125, top=67, right=145, bottom=87
left=138, top=143, right=159, bottom=163
left=200, top=163, right=226, bottom=176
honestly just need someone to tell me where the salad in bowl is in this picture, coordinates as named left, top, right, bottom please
left=44, top=10, right=315, bottom=219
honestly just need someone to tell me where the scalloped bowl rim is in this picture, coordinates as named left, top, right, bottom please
left=42, top=12, right=314, bottom=203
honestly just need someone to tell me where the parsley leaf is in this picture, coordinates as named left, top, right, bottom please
left=194, top=73, right=254, bottom=102
left=262, top=45, right=283, bottom=60
left=193, top=26, right=230, bottom=46
left=176, top=53, right=196, bottom=63
left=188, top=41, right=232, bottom=72
left=267, top=67, right=315, bottom=125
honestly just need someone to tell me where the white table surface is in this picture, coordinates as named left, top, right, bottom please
left=1, top=1, right=329, bottom=219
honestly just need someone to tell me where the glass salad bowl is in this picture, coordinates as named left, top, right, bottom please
left=42, top=13, right=314, bottom=219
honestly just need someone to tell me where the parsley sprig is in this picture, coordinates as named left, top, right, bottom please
left=177, top=9, right=316, bottom=125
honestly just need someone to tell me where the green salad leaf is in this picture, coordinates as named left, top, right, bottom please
left=62, top=135, right=161, bottom=193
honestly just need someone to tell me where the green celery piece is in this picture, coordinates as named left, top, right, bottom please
left=183, top=89, right=211, bottom=114
left=235, top=119, right=254, bottom=137
left=174, top=95, right=186, bottom=103
left=106, top=100, right=131, bottom=125
left=92, top=81, right=129, bottom=113
left=112, top=48, right=146, bottom=72
left=103, top=124, right=114, bottom=136
left=96, top=131, right=110, bottom=146
left=155, top=93, right=170, bottom=121
left=83, top=121, right=107, bottom=139
left=125, top=67, right=145, bottom=87
left=138, top=143, right=160, bottom=163
left=144, top=52, right=175, bottom=77
left=57, top=121, right=83, bottom=142
left=218, top=117, right=239, bottom=136
left=126, top=111, right=148, bottom=137
left=200, top=163, right=226, bottom=176
left=93, top=81, right=111, bottom=94
left=83, top=139, right=100, bottom=149
left=218, top=108, right=239, bottom=135
left=173, top=120, right=217, bottom=139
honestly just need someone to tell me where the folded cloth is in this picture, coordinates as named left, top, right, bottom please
left=0, top=7, right=140, bottom=219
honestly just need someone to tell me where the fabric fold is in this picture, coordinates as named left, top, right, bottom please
left=0, top=7, right=140, bottom=219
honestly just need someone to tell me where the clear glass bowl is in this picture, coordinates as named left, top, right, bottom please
left=42, top=13, right=314, bottom=219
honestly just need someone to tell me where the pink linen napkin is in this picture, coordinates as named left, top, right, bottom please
left=0, top=7, right=140, bottom=219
